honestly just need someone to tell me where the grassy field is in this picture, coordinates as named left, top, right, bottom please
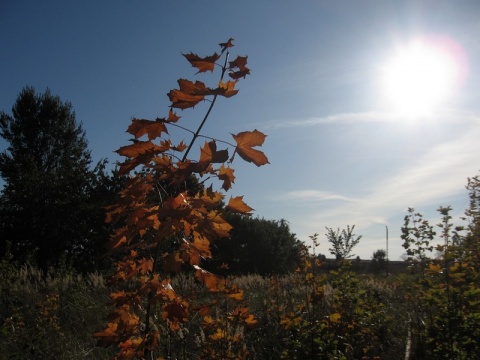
left=0, top=261, right=402, bottom=359
left=1, top=257, right=478, bottom=359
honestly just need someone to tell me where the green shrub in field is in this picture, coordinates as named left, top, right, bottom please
left=268, top=234, right=392, bottom=359
left=401, top=202, right=480, bottom=359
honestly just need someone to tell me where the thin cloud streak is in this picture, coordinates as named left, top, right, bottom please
left=264, top=109, right=480, bottom=130
left=279, top=190, right=358, bottom=203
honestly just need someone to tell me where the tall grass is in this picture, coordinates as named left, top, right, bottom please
left=2, top=261, right=476, bottom=359
left=0, top=261, right=113, bottom=359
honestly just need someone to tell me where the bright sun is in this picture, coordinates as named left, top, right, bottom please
left=381, top=38, right=462, bottom=118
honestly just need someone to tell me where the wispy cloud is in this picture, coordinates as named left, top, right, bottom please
left=263, top=109, right=480, bottom=130
left=277, top=190, right=358, bottom=203
left=318, top=125, right=478, bottom=221
left=274, top=116, right=480, bottom=257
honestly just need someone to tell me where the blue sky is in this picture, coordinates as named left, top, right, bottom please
left=2, top=1, right=480, bottom=260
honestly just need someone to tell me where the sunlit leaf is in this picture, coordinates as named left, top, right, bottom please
left=209, top=328, right=227, bottom=340
left=194, top=265, right=223, bottom=292
left=218, top=164, right=235, bottom=190
left=232, top=129, right=269, bottom=166
left=227, top=289, right=244, bottom=301
left=212, top=80, right=239, bottom=98
left=227, top=196, right=253, bottom=214
left=178, top=79, right=211, bottom=95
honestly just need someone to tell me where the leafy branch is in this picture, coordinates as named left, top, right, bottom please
left=95, top=38, right=267, bottom=359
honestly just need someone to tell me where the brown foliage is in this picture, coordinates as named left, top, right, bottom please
left=95, top=39, right=267, bottom=359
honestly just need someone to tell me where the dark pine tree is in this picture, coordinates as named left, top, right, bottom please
left=0, top=87, right=119, bottom=272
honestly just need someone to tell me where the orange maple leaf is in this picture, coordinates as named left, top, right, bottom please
left=137, top=258, right=154, bottom=275
left=209, top=328, right=227, bottom=341
left=178, top=79, right=211, bottom=95
left=168, top=89, right=205, bottom=109
left=218, top=164, right=235, bottom=191
left=231, top=130, right=269, bottom=166
left=229, top=55, right=248, bottom=71
left=166, top=109, right=181, bottom=123
left=127, top=118, right=168, bottom=140
left=171, top=140, right=187, bottom=152
left=107, top=226, right=129, bottom=249
left=191, top=235, right=212, bottom=257
left=118, top=337, right=144, bottom=358
left=226, top=196, right=254, bottom=214
left=202, top=315, right=216, bottom=326
left=211, top=80, right=239, bottom=98
left=227, top=289, right=244, bottom=301
left=116, top=140, right=168, bottom=158
left=194, top=265, right=223, bottom=292
left=232, top=307, right=258, bottom=327
left=181, top=235, right=212, bottom=266
left=199, top=140, right=229, bottom=164
left=183, top=52, right=220, bottom=73
left=243, top=313, right=258, bottom=328
left=207, top=211, right=233, bottom=237
left=228, top=55, right=250, bottom=79
left=197, top=185, right=224, bottom=205
left=168, top=79, right=212, bottom=109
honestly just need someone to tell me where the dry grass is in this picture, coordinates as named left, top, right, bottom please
left=0, top=263, right=414, bottom=359
left=0, top=262, right=113, bottom=359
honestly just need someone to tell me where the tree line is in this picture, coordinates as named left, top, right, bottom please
left=0, top=87, right=304, bottom=274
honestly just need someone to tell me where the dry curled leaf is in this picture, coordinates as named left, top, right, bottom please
left=183, top=52, right=220, bottom=73
left=229, top=55, right=248, bottom=71
left=168, top=89, right=205, bottom=110
left=219, top=38, right=234, bottom=53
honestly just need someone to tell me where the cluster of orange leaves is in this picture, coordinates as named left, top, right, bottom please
left=95, top=39, right=267, bottom=359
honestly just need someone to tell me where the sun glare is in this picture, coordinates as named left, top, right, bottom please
left=381, top=38, right=463, bottom=118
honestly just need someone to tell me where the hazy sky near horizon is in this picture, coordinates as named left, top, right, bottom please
left=1, top=1, right=480, bottom=259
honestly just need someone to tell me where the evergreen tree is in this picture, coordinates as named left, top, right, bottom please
left=0, top=87, right=116, bottom=272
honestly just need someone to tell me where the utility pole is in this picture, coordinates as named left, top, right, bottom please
left=386, top=226, right=389, bottom=276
